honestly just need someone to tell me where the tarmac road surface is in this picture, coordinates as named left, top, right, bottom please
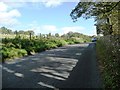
left=2, top=43, right=103, bottom=89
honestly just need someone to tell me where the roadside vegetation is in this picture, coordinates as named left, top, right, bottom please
left=96, top=35, right=119, bottom=88
left=70, top=2, right=120, bottom=88
left=0, top=27, right=91, bottom=62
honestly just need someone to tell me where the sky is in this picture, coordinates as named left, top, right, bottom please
left=0, top=0, right=97, bottom=36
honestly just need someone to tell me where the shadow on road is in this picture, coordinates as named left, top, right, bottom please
left=2, top=43, right=102, bottom=88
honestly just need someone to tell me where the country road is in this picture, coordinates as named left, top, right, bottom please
left=2, top=43, right=103, bottom=88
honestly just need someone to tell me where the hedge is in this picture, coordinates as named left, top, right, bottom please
left=96, top=35, right=120, bottom=88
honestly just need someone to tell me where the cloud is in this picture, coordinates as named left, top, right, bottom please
left=60, top=26, right=85, bottom=35
left=1, top=0, right=79, bottom=3
left=0, top=2, right=8, bottom=12
left=41, top=25, right=57, bottom=32
left=14, top=19, right=96, bottom=36
left=41, top=0, right=79, bottom=7
left=25, top=22, right=96, bottom=36
left=1, top=0, right=79, bottom=8
left=41, top=0, right=62, bottom=7
left=26, top=22, right=86, bottom=35
left=24, top=22, right=57, bottom=34
left=0, top=2, right=21, bottom=27
left=60, top=26, right=97, bottom=36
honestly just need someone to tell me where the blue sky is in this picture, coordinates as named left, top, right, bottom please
left=0, top=1, right=96, bottom=36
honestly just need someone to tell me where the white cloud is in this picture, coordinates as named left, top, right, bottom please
left=42, top=25, right=57, bottom=32
left=0, top=2, right=21, bottom=26
left=41, top=0, right=79, bottom=7
left=8, top=9, right=21, bottom=17
left=1, top=0, right=79, bottom=3
left=61, top=26, right=85, bottom=35
left=42, top=0, right=62, bottom=7
left=24, top=22, right=57, bottom=34
left=0, top=2, right=8, bottom=12
left=16, top=20, right=96, bottom=36
left=1, top=0, right=79, bottom=8
left=25, top=22, right=96, bottom=36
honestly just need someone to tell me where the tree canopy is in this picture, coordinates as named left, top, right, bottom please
left=70, top=2, right=120, bottom=35
left=0, top=27, right=35, bottom=35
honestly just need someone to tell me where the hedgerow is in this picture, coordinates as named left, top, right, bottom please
left=96, top=35, right=120, bottom=88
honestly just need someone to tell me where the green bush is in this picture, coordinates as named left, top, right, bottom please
left=73, top=39, right=81, bottom=44
left=53, top=39, right=67, bottom=47
left=1, top=47, right=27, bottom=61
left=58, top=39, right=67, bottom=46
left=17, top=49, right=27, bottom=56
left=65, top=39, right=75, bottom=44
left=45, top=42, right=57, bottom=49
left=1, top=47, right=8, bottom=59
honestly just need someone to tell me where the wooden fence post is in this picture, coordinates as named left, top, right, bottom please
left=30, top=32, right=32, bottom=40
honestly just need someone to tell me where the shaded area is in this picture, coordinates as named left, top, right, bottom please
left=57, top=43, right=103, bottom=88
left=2, top=43, right=102, bottom=88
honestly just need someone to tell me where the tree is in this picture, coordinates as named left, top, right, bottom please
left=55, top=33, right=59, bottom=37
left=27, top=30, right=34, bottom=35
left=0, top=27, right=13, bottom=34
left=67, top=31, right=74, bottom=38
left=18, top=30, right=25, bottom=34
left=70, top=2, right=120, bottom=35
left=24, top=30, right=35, bottom=35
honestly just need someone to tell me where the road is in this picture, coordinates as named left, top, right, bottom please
left=2, top=43, right=103, bottom=89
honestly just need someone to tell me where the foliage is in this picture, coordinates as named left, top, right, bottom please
left=61, top=31, right=91, bottom=42
left=1, top=38, right=67, bottom=61
left=70, top=2, right=120, bottom=35
left=96, top=35, right=120, bottom=88
left=65, top=38, right=80, bottom=44
left=0, top=27, right=13, bottom=34
left=55, top=33, right=59, bottom=37
left=0, top=27, right=35, bottom=35
left=1, top=47, right=27, bottom=61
